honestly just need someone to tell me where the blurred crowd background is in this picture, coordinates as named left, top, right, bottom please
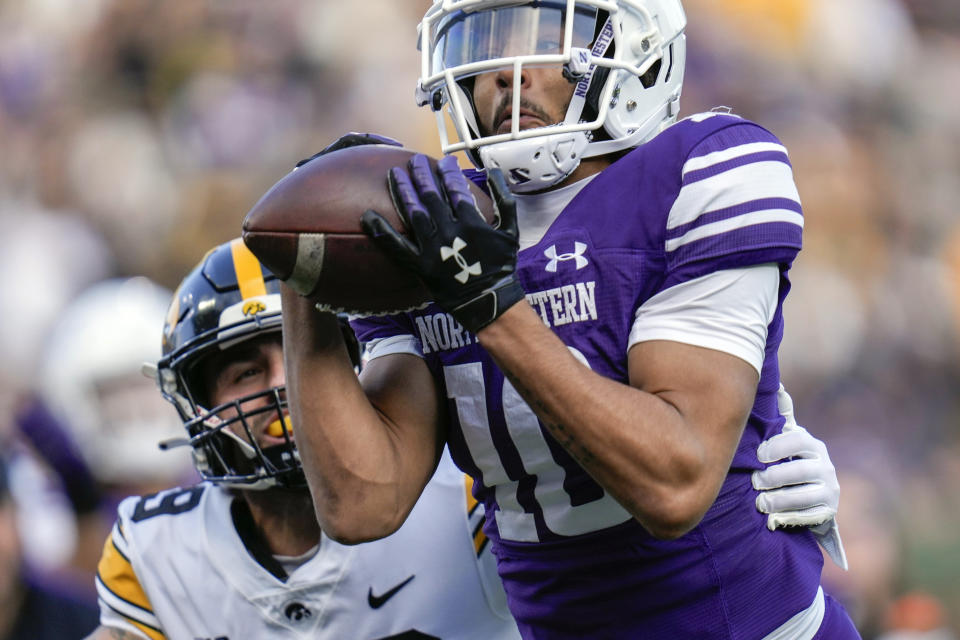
left=0, top=0, right=957, bottom=638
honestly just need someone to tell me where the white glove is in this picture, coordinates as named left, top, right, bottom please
left=752, top=384, right=848, bottom=570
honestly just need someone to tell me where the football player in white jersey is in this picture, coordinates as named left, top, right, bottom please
left=85, top=238, right=520, bottom=639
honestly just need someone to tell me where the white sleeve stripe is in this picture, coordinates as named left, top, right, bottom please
left=683, top=142, right=789, bottom=175
left=687, top=111, right=741, bottom=123
left=111, top=523, right=130, bottom=557
left=665, top=209, right=804, bottom=252
left=667, top=161, right=800, bottom=229
left=763, top=586, right=825, bottom=640
left=95, top=575, right=161, bottom=630
left=628, top=265, right=779, bottom=376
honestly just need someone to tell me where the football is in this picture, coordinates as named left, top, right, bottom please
left=241, top=145, right=495, bottom=315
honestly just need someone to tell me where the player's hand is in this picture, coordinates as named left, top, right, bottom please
left=361, top=154, right=525, bottom=333
left=295, top=132, right=402, bottom=168
left=752, top=385, right=848, bottom=569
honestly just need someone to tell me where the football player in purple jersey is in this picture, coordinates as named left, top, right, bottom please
left=279, top=1, right=860, bottom=638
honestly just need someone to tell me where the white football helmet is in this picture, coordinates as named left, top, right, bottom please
left=38, top=277, right=193, bottom=487
left=417, top=0, right=687, bottom=192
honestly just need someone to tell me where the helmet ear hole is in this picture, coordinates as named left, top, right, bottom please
left=639, top=59, right=662, bottom=89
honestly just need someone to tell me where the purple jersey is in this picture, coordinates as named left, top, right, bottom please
left=353, top=114, right=838, bottom=638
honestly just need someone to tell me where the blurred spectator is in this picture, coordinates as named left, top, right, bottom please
left=0, top=455, right=99, bottom=639
left=0, top=209, right=113, bottom=386
left=38, top=277, right=193, bottom=492
left=30, top=277, right=196, bottom=582
left=876, top=592, right=958, bottom=640
left=7, top=398, right=99, bottom=575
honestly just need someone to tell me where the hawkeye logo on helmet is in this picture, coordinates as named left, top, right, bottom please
left=242, top=300, right=267, bottom=316
left=218, top=294, right=281, bottom=335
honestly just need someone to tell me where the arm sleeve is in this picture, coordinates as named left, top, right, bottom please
left=628, top=264, right=779, bottom=376
left=352, top=312, right=424, bottom=365
left=361, top=334, right=424, bottom=366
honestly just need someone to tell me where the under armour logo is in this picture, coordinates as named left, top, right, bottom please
left=544, top=242, right=589, bottom=272
left=440, top=237, right=481, bottom=283
left=284, top=602, right=312, bottom=621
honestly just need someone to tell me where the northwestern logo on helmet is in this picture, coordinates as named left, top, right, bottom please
left=574, top=17, right=614, bottom=99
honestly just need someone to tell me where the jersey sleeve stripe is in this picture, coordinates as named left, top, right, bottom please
left=666, top=197, right=802, bottom=241
left=97, top=535, right=154, bottom=613
left=95, top=575, right=163, bottom=636
left=667, top=161, right=801, bottom=230
left=683, top=149, right=791, bottom=186
left=682, top=141, right=788, bottom=175
left=665, top=210, right=804, bottom=252
left=667, top=221, right=803, bottom=271
left=110, top=528, right=131, bottom=563
left=111, top=521, right=131, bottom=559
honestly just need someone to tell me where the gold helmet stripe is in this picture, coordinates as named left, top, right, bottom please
left=230, top=238, right=267, bottom=300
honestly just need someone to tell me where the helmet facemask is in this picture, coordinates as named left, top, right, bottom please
left=184, top=380, right=302, bottom=491
left=158, top=307, right=304, bottom=491
left=417, top=0, right=687, bottom=192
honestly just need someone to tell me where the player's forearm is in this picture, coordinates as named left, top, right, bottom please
left=281, top=287, right=435, bottom=542
left=478, top=303, right=741, bottom=538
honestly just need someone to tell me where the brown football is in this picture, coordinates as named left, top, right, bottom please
left=241, top=145, right=494, bottom=315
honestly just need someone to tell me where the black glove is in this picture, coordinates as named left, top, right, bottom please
left=361, top=154, right=525, bottom=333
left=295, top=132, right=402, bottom=168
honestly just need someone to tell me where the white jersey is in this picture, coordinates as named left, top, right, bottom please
left=95, top=451, right=519, bottom=640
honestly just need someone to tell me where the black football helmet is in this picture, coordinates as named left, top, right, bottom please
left=154, top=238, right=359, bottom=490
